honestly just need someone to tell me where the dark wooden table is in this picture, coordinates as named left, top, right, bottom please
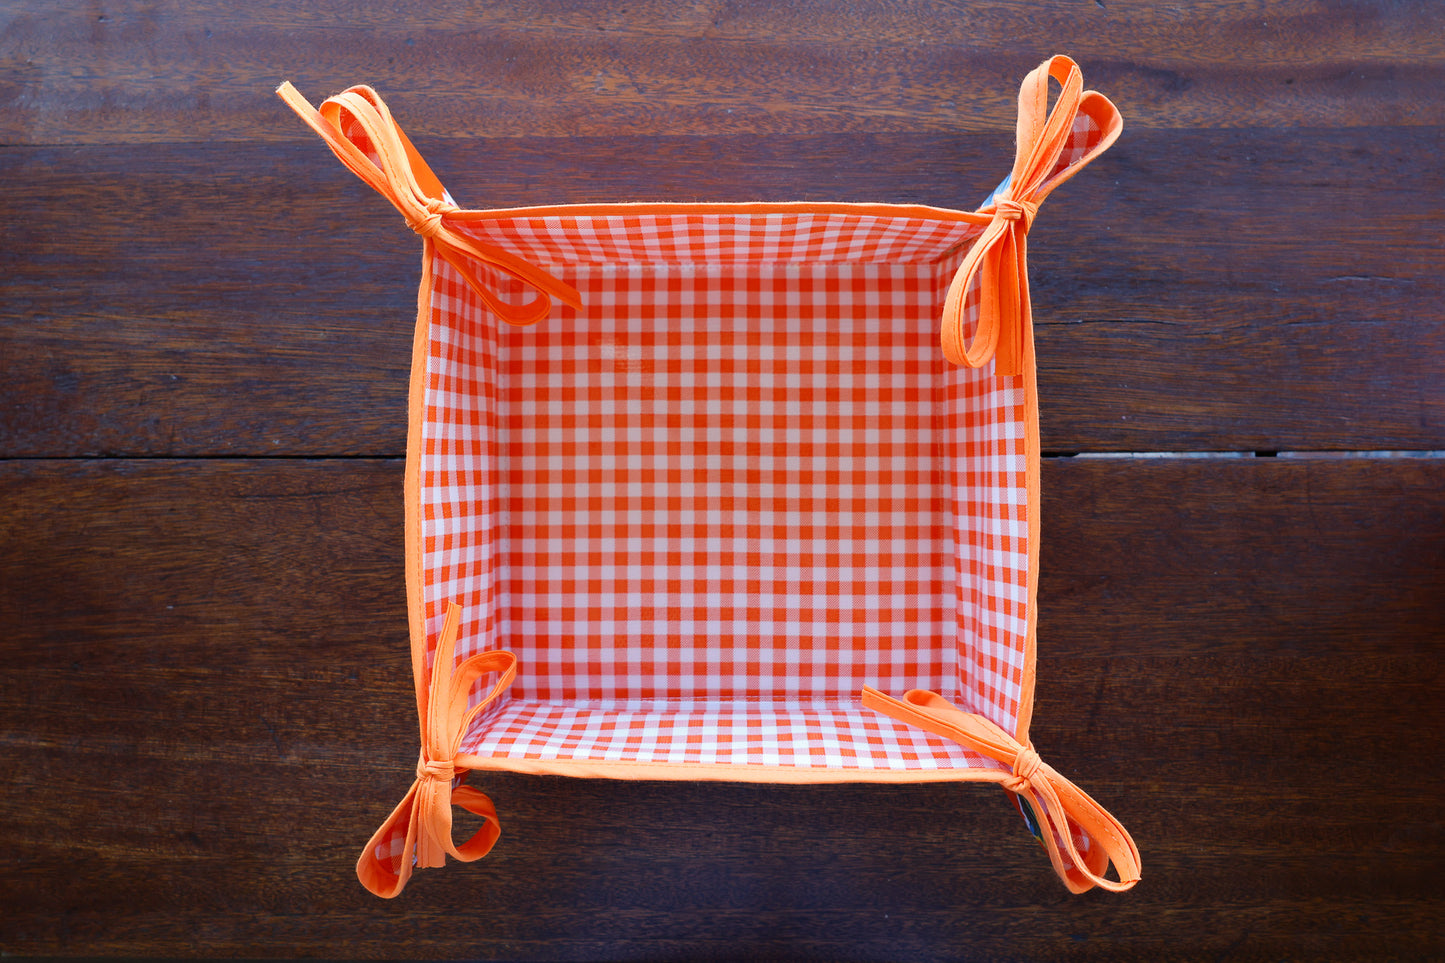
left=3, top=2, right=1441, bottom=959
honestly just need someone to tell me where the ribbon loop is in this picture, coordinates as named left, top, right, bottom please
left=355, top=602, right=518, bottom=898
left=862, top=686, right=1140, bottom=894
left=277, top=82, right=583, bottom=327
left=940, top=55, right=1123, bottom=375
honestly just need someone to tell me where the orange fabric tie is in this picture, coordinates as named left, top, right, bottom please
left=940, top=55, right=1122, bottom=375
left=862, top=686, right=1140, bottom=894
left=276, top=82, right=583, bottom=326
left=356, top=602, right=517, bottom=898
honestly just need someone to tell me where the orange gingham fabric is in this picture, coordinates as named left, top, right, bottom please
left=279, top=54, right=1139, bottom=899
left=409, top=216, right=1030, bottom=772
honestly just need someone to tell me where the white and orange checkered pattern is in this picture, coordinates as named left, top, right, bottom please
left=415, top=215, right=1028, bottom=771
left=281, top=53, right=1138, bottom=899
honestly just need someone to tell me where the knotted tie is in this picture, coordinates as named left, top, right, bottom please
left=862, top=686, right=1140, bottom=893
left=277, top=82, right=583, bottom=326
left=940, top=55, right=1122, bottom=375
left=355, top=603, right=517, bottom=898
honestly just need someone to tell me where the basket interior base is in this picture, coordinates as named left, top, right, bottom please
left=460, top=695, right=993, bottom=773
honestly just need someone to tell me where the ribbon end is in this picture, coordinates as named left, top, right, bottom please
left=559, top=287, right=586, bottom=312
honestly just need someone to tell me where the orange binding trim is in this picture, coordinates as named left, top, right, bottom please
left=356, top=603, right=517, bottom=898
left=940, top=55, right=1122, bottom=374
left=276, top=82, right=583, bottom=326
left=861, top=687, right=1140, bottom=893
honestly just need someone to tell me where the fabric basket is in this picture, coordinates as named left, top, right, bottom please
left=279, top=54, right=1138, bottom=898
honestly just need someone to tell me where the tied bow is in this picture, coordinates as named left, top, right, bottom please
left=940, top=55, right=1123, bottom=375
left=862, top=687, right=1140, bottom=893
left=277, top=82, right=583, bottom=326
left=356, top=603, right=517, bottom=898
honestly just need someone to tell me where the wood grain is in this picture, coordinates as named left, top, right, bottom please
left=1, top=458, right=1440, bottom=958
left=1041, top=455, right=1445, bottom=657
left=2, top=0, right=1442, bottom=145
left=3, top=126, right=1441, bottom=456
left=3, top=1, right=1442, bottom=957
left=3, top=458, right=1439, bottom=664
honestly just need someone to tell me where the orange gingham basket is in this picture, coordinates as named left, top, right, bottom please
left=279, top=55, right=1138, bottom=898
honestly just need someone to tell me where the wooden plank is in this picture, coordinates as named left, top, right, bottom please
left=3, top=126, right=1441, bottom=456
left=2, top=0, right=1442, bottom=144
left=0, top=458, right=1440, bottom=956
left=1040, top=455, right=1445, bottom=657
left=1, top=457, right=1438, bottom=664
left=2, top=655, right=1440, bottom=960
left=0, top=459, right=409, bottom=664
